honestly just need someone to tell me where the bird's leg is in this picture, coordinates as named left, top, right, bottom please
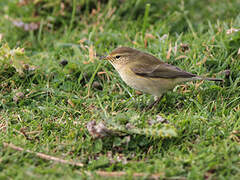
left=146, top=95, right=162, bottom=110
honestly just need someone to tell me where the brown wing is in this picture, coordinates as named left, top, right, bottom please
left=131, top=63, right=196, bottom=79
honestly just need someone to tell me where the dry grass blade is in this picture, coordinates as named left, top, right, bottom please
left=3, top=142, right=84, bottom=167
left=166, top=42, right=172, bottom=60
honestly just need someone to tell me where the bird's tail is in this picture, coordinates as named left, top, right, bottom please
left=194, top=76, right=224, bottom=82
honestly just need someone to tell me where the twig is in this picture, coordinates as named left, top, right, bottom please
left=3, top=142, right=84, bottom=167
left=79, top=170, right=164, bottom=180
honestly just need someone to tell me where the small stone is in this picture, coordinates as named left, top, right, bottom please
left=125, top=123, right=135, bottom=129
left=148, top=115, right=169, bottom=125
left=180, top=43, right=190, bottom=52
left=156, top=115, right=169, bottom=124
left=13, top=92, right=24, bottom=102
left=87, top=120, right=111, bottom=138
left=60, top=59, right=68, bottom=66
left=92, top=81, right=103, bottom=90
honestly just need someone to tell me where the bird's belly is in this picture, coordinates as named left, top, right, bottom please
left=118, top=70, right=174, bottom=97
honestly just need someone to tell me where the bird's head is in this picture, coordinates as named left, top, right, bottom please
left=101, top=47, right=139, bottom=68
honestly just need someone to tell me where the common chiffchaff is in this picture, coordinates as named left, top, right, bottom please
left=102, top=47, right=222, bottom=108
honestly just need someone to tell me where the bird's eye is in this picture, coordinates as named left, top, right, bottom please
left=115, top=55, right=121, bottom=59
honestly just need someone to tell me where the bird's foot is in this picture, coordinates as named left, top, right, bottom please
left=146, top=96, right=162, bottom=110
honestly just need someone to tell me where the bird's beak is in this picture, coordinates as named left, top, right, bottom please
left=99, top=55, right=109, bottom=60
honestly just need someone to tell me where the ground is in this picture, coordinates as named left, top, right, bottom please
left=0, top=0, right=240, bottom=179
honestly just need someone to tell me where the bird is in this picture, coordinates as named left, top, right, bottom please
left=101, top=47, right=223, bottom=109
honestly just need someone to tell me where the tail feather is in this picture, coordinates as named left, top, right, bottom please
left=194, top=76, right=224, bottom=82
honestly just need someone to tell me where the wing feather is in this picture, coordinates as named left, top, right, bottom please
left=130, top=53, right=196, bottom=79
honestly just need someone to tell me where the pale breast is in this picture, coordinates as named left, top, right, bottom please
left=117, top=67, right=171, bottom=97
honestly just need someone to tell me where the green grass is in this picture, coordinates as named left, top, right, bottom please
left=1, top=0, right=240, bottom=179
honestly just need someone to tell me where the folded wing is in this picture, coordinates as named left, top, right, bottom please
left=131, top=63, right=196, bottom=79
